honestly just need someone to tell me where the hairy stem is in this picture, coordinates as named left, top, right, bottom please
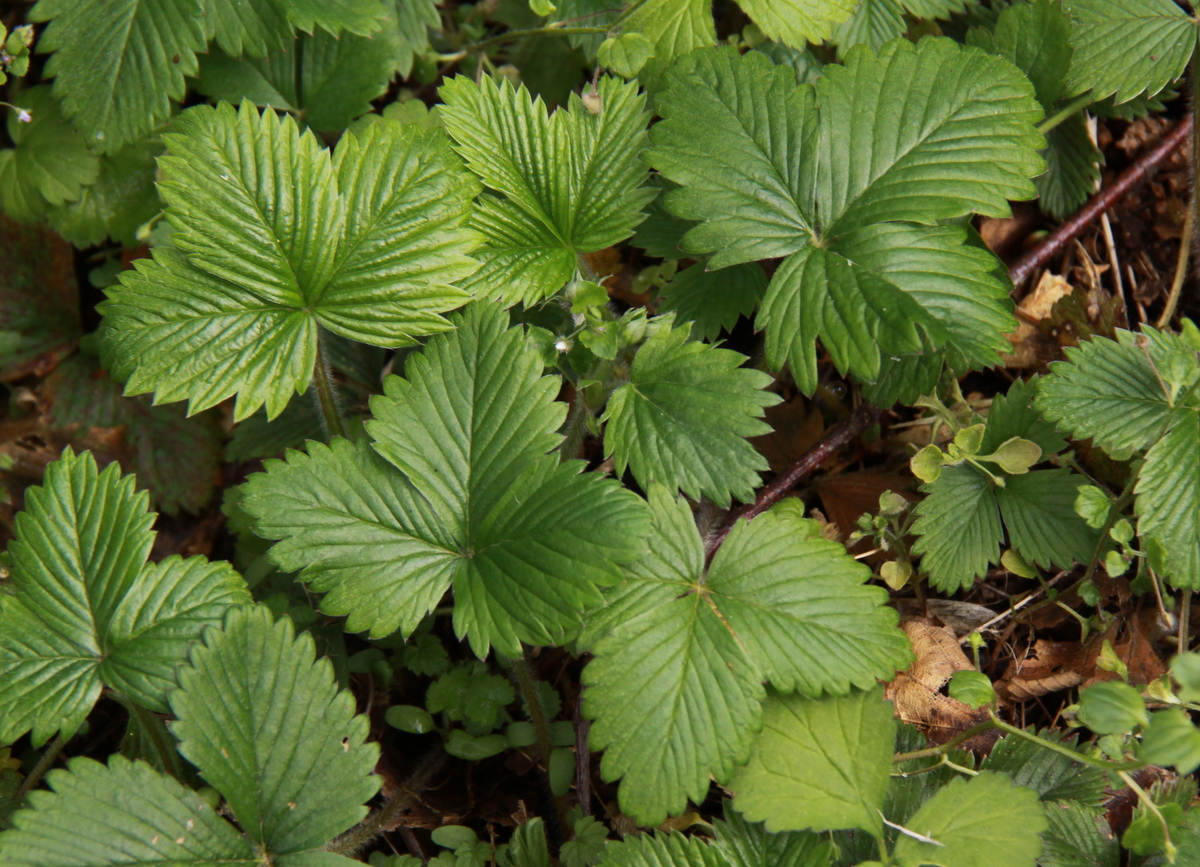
left=112, top=694, right=181, bottom=779
left=987, top=712, right=1145, bottom=771
left=1036, top=92, right=1093, bottom=136
left=1118, top=770, right=1177, bottom=862
left=312, top=329, right=346, bottom=440
left=12, top=733, right=68, bottom=806
left=506, top=654, right=568, bottom=847
left=325, top=748, right=446, bottom=856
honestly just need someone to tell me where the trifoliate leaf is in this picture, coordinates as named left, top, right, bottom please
left=205, top=0, right=387, bottom=58
left=598, top=831, right=726, bottom=867
left=0, top=449, right=249, bottom=745
left=46, top=140, right=162, bottom=248
left=1036, top=329, right=1193, bottom=455
left=714, top=805, right=832, bottom=867
left=439, top=75, right=652, bottom=305
left=616, top=0, right=716, bottom=88
left=995, top=469, right=1102, bottom=571
left=101, top=102, right=479, bottom=421
left=832, top=0, right=907, bottom=55
left=583, top=486, right=910, bottom=826
left=1136, top=409, right=1200, bottom=589
left=196, top=5, right=405, bottom=132
left=1139, top=708, right=1200, bottom=773
left=729, top=687, right=895, bottom=836
left=659, top=263, right=768, bottom=342
left=740, top=0, right=857, bottom=47
left=0, top=87, right=99, bottom=222
left=29, top=0, right=207, bottom=151
left=1036, top=114, right=1103, bottom=221
left=0, top=215, right=80, bottom=381
left=1039, top=801, right=1119, bottom=867
left=598, top=33, right=655, bottom=77
left=244, top=303, right=648, bottom=658
left=602, top=321, right=779, bottom=506
left=1063, top=0, right=1194, bottom=104
left=911, top=465, right=1002, bottom=592
left=979, top=730, right=1109, bottom=806
left=1077, top=681, right=1149, bottom=734
left=0, top=755, right=255, bottom=865
left=980, top=376, right=1068, bottom=457
left=891, top=772, right=1047, bottom=867
left=648, top=40, right=1040, bottom=392
left=43, top=352, right=223, bottom=516
left=171, top=605, right=380, bottom=855
left=426, top=665, right=514, bottom=727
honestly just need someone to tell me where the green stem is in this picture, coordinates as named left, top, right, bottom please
left=456, top=0, right=649, bottom=56
left=506, top=654, right=569, bottom=846
left=1119, top=770, right=1177, bottom=863
left=113, top=694, right=181, bottom=779
left=987, top=712, right=1146, bottom=771
left=11, top=733, right=68, bottom=806
left=892, top=720, right=996, bottom=763
left=312, top=329, right=346, bottom=440
left=325, top=748, right=445, bottom=856
left=1180, top=589, right=1193, bottom=655
left=1036, top=92, right=1093, bottom=135
left=558, top=390, right=593, bottom=461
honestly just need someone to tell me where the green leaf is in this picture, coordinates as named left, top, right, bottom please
left=996, top=470, right=1102, bottom=571
left=205, top=0, right=387, bottom=58
left=0, top=87, right=100, bottom=222
left=740, top=0, right=857, bottom=47
left=100, top=102, right=479, bottom=421
left=0, top=449, right=249, bottom=745
left=648, top=40, right=1040, bottom=391
left=196, top=5, right=404, bottom=132
left=1035, top=329, right=1189, bottom=455
left=598, top=33, right=655, bottom=77
left=598, top=831, right=726, bottom=867
left=439, top=75, right=652, bottom=305
left=658, top=262, right=767, bottom=342
left=1063, top=0, right=1194, bottom=104
left=46, top=141, right=162, bottom=248
left=0, top=754, right=255, bottom=865
left=832, top=0, right=907, bottom=55
left=561, top=816, right=609, bottom=867
left=43, top=352, right=223, bottom=516
left=1136, top=409, right=1200, bottom=589
left=244, top=303, right=648, bottom=657
left=582, top=487, right=910, bottom=825
left=911, top=465, right=1002, bottom=592
left=1039, top=800, right=1118, bottom=867
left=713, top=807, right=831, bottom=867
left=1139, top=708, right=1200, bottom=773
left=891, top=772, right=1048, bottom=867
left=171, top=605, right=380, bottom=855
left=29, top=0, right=208, bottom=152
left=1035, top=113, right=1103, bottom=222
left=1077, top=681, right=1149, bottom=735
left=602, top=320, right=779, bottom=506
left=948, top=670, right=995, bottom=708
left=993, top=0, right=1073, bottom=107
left=729, top=687, right=895, bottom=836
left=617, top=0, right=716, bottom=88
left=978, top=730, right=1108, bottom=806
left=0, top=215, right=80, bottom=381
left=981, top=376, right=1068, bottom=457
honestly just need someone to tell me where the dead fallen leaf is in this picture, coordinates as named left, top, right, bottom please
left=748, top=395, right=824, bottom=473
left=885, top=620, right=990, bottom=744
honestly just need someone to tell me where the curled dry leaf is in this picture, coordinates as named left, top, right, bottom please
left=885, top=620, right=991, bottom=745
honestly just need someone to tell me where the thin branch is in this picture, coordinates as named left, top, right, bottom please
left=11, top=733, right=68, bottom=805
left=706, top=402, right=883, bottom=559
left=325, top=748, right=446, bottom=856
left=1008, top=115, right=1193, bottom=289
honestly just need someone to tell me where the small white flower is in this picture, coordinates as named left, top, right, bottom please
left=554, top=339, right=571, bottom=353
left=16, top=108, right=31, bottom=123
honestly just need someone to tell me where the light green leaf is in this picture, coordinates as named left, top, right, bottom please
left=583, top=487, right=909, bottom=825
left=0, top=755, right=255, bottom=865
left=911, top=465, right=1003, bottom=592
left=1077, top=681, right=1149, bottom=734
left=658, top=262, right=767, bottom=342
left=617, top=0, right=716, bottom=88
left=1136, top=409, right=1200, bottom=589
left=741, top=0, right=857, bottom=47
left=729, top=687, right=895, bottom=836
left=440, top=75, right=652, bottom=305
left=47, top=141, right=161, bottom=248
left=649, top=40, right=1040, bottom=391
left=100, top=102, right=478, bottom=421
left=205, top=0, right=386, bottom=58
left=598, top=32, right=655, bottom=77
left=1139, top=708, right=1200, bottom=773
left=832, top=0, right=907, bottom=55
left=171, top=605, right=380, bottom=854
left=244, top=303, right=648, bottom=658
left=1035, top=328, right=1194, bottom=455
left=713, top=806, right=832, bottom=867
left=29, top=0, right=208, bottom=152
left=602, top=320, right=779, bottom=506
left=892, top=772, right=1047, bottom=867
left=1064, top=0, right=1194, bottom=104
left=196, top=5, right=404, bottom=132
left=0, top=86, right=100, bottom=222
left=0, top=449, right=249, bottom=746
left=948, top=670, right=995, bottom=708
left=598, top=831, right=726, bottom=867
left=996, top=469, right=1102, bottom=571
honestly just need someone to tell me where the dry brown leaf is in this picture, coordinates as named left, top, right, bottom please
left=748, top=395, right=824, bottom=473
left=815, top=471, right=913, bottom=546
left=997, top=638, right=1086, bottom=702
left=885, top=620, right=989, bottom=744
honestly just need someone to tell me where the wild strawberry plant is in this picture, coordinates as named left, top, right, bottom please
left=1, top=0, right=1200, bottom=865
